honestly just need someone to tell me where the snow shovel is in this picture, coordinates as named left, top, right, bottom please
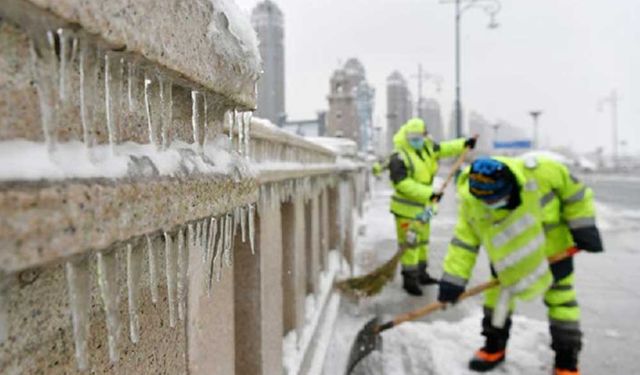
left=344, top=247, right=580, bottom=374
left=335, top=140, right=475, bottom=299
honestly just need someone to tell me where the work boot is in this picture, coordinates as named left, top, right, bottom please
left=469, top=309, right=512, bottom=372
left=401, top=269, right=423, bottom=296
left=417, top=262, right=438, bottom=285
left=553, top=349, right=580, bottom=375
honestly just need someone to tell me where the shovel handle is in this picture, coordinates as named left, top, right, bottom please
left=430, top=135, right=478, bottom=202
left=376, top=246, right=580, bottom=333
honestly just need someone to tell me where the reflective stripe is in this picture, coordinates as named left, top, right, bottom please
left=568, top=217, right=596, bottom=229
left=392, top=196, right=425, bottom=208
left=549, top=319, right=580, bottom=331
left=524, top=180, right=538, bottom=191
left=492, top=214, right=536, bottom=248
left=511, top=260, right=549, bottom=294
left=563, top=187, right=586, bottom=204
left=550, top=284, right=573, bottom=291
left=545, top=299, right=579, bottom=308
left=442, top=272, right=468, bottom=287
left=451, top=237, right=479, bottom=253
left=543, top=223, right=561, bottom=233
left=494, top=233, right=545, bottom=273
left=540, top=191, right=556, bottom=207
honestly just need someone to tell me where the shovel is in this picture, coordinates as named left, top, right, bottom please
left=344, top=247, right=580, bottom=374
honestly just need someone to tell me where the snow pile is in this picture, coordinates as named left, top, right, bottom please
left=207, top=0, right=261, bottom=72
left=326, top=309, right=554, bottom=375
left=0, top=137, right=242, bottom=181
left=283, top=251, right=348, bottom=375
left=594, top=202, right=640, bottom=231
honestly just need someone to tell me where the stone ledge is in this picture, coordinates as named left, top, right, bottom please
left=0, top=174, right=258, bottom=272
left=0, top=0, right=259, bottom=109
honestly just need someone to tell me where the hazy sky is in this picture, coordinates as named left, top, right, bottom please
left=235, top=0, right=640, bottom=154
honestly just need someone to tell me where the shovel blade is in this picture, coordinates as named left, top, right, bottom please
left=345, top=317, right=383, bottom=375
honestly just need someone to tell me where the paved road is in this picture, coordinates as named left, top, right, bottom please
left=325, top=174, right=640, bottom=374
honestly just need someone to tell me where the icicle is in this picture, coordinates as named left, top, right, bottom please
left=79, top=40, right=92, bottom=149
left=237, top=110, right=244, bottom=156
left=243, top=111, right=252, bottom=159
left=206, top=217, right=218, bottom=295
left=240, top=206, right=247, bottom=243
left=191, top=90, right=201, bottom=150
left=96, top=250, right=121, bottom=363
left=201, top=219, right=209, bottom=264
left=146, top=234, right=159, bottom=304
left=202, top=93, right=209, bottom=144
left=249, top=203, right=256, bottom=254
left=164, top=232, right=178, bottom=328
left=177, top=228, right=188, bottom=321
left=195, top=220, right=203, bottom=263
left=214, top=216, right=225, bottom=281
left=127, top=61, right=137, bottom=111
left=57, top=29, right=68, bottom=101
left=126, top=243, right=142, bottom=344
left=223, top=213, right=233, bottom=267
left=29, top=32, right=58, bottom=154
left=159, top=77, right=172, bottom=150
left=144, top=73, right=156, bottom=146
left=65, top=258, right=91, bottom=370
left=228, top=110, right=234, bottom=143
left=104, top=53, right=116, bottom=150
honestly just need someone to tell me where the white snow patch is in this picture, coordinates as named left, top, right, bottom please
left=327, top=309, right=554, bottom=375
left=207, top=0, right=260, bottom=69
left=283, top=251, right=345, bottom=375
left=0, top=137, right=242, bottom=181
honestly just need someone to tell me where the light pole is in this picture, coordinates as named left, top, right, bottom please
left=412, top=64, right=443, bottom=118
left=492, top=123, right=501, bottom=151
left=598, top=90, right=619, bottom=165
left=441, top=0, right=501, bottom=138
left=529, top=110, right=542, bottom=149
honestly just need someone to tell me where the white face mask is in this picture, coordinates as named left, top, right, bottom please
left=483, top=196, right=509, bottom=210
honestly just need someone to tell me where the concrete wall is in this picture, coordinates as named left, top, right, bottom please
left=0, top=1, right=367, bottom=374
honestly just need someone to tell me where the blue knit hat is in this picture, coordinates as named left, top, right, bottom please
left=468, top=158, right=514, bottom=201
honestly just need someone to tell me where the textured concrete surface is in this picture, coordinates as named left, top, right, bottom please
left=0, top=0, right=259, bottom=109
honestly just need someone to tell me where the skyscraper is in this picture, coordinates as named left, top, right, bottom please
left=326, top=59, right=375, bottom=151
left=386, top=71, right=412, bottom=152
left=251, top=0, right=285, bottom=125
left=417, top=97, right=444, bottom=142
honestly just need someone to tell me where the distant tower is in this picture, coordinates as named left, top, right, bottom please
left=386, top=71, right=412, bottom=152
left=326, top=67, right=359, bottom=142
left=251, top=0, right=285, bottom=125
left=417, top=97, right=443, bottom=141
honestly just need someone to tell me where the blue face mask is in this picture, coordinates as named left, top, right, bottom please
left=483, top=196, right=509, bottom=210
left=408, top=137, right=425, bottom=150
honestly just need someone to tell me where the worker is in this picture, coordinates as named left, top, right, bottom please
left=437, top=156, right=603, bottom=375
left=388, top=118, right=476, bottom=296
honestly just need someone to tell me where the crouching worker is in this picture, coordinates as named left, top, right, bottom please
left=388, top=118, right=476, bottom=296
left=438, top=156, right=603, bottom=375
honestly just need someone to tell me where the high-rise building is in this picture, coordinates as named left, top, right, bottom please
left=326, top=59, right=375, bottom=151
left=251, top=0, right=285, bottom=125
left=386, top=71, right=412, bottom=152
left=417, top=97, right=444, bottom=142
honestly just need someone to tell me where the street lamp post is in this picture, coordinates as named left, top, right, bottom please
left=529, top=110, right=542, bottom=149
left=492, top=123, right=501, bottom=150
left=441, top=0, right=501, bottom=138
left=598, top=90, right=619, bottom=165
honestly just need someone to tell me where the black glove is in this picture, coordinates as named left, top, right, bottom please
left=438, top=279, right=465, bottom=303
left=571, top=226, right=604, bottom=252
left=464, top=137, right=477, bottom=149
left=430, top=192, right=444, bottom=203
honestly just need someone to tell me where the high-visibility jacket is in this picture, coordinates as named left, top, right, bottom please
left=388, top=120, right=466, bottom=218
left=442, top=156, right=602, bottom=302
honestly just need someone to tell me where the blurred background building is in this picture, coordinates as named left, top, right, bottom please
left=386, top=71, right=413, bottom=152
left=251, top=0, right=286, bottom=126
left=417, top=97, right=444, bottom=142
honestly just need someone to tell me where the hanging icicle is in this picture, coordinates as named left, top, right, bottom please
left=96, top=250, right=121, bottom=363
left=248, top=203, right=256, bottom=255
left=126, top=243, right=142, bottom=344
left=177, top=228, right=188, bottom=322
left=207, top=217, right=218, bottom=296
left=65, top=258, right=91, bottom=370
left=146, top=234, right=159, bottom=304
left=164, top=232, right=177, bottom=328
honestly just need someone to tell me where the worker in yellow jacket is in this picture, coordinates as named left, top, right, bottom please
left=388, top=118, right=476, bottom=296
left=437, top=156, right=603, bottom=375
